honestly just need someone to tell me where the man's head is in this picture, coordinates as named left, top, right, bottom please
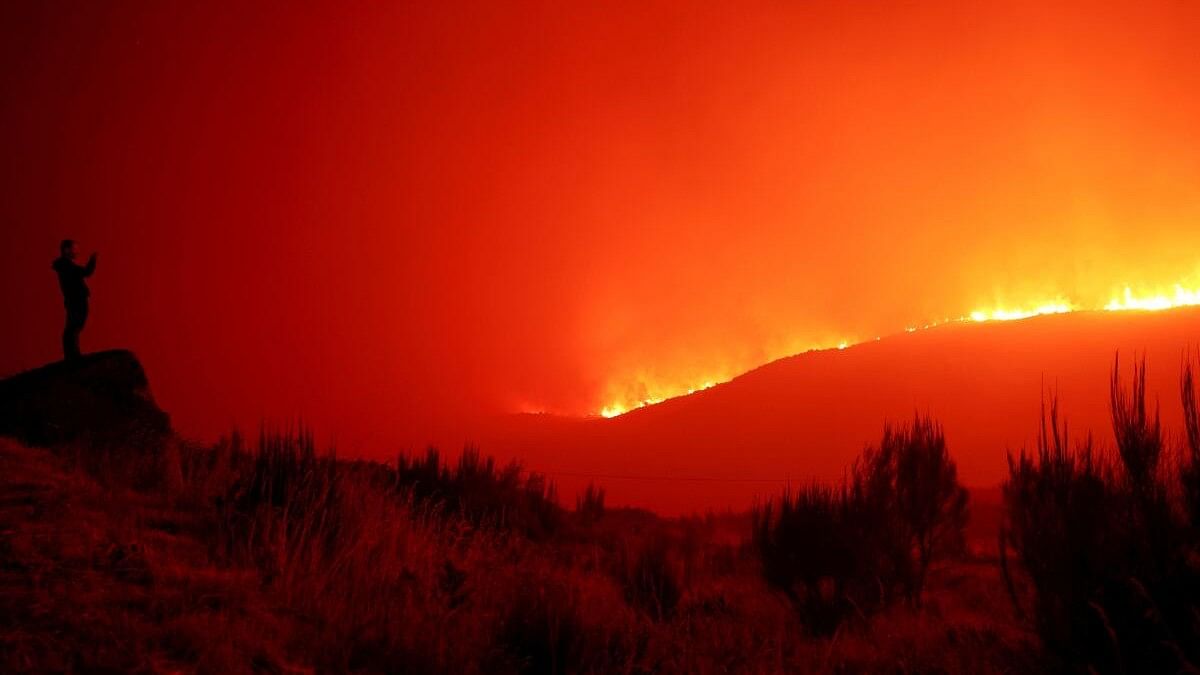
left=60, top=239, right=76, bottom=260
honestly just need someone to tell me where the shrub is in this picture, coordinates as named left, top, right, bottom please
left=754, top=414, right=968, bottom=633
left=1002, top=355, right=1200, bottom=673
left=886, top=416, right=969, bottom=603
left=575, top=482, right=606, bottom=524
left=1002, top=395, right=1123, bottom=664
left=616, top=539, right=682, bottom=622
left=1181, top=353, right=1200, bottom=529
left=218, top=427, right=343, bottom=574
left=497, top=569, right=640, bottom=675
left=396, top=446, right=562, bottom=538
left=1110, top=355, right=1165, bottom=498
left=499, top=578, right=587, bottom=675
left=845, top=416, right=969, bottom=605
left=752, top=483, right=862, bottom=635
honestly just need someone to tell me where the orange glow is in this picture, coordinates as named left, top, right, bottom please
left=1105, top=285, right=1200, bottom=312
left=596, top=284, right=1200, bottom=417
left=968, top=301, right=1074, bottom=323
left=599, top=380, right=722, bottom=418
left=4, top=1, right=1200, bottom=460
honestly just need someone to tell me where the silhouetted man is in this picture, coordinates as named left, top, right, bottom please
left=52, top=239, right=97, bottom=360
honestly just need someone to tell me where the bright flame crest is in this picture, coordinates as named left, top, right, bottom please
left=594, top=283, right=1200, bottom=418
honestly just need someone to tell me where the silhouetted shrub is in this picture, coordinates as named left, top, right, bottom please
left=1002, top=396, right=1123, bottom=665
left=754, top=414, right=968, bottom=633
left=396, top=446, right=561, bottom=538
left=886, top=416, right=969, bottom=602
left=616, top=540, right=682, bottom=622
left=575, top=482, right=606, bottom=524
left=1003, top=356, right=1200, bottom=673
left=219, top=427, right=343, bottom=571
left=1181, top=354, right=1200, bottom=529
left=497, top=571, right=640, bottom=675
left=230, top=428, right=335, bottom=509
left=1111, top=355, right=1164, bottom=490
left=753, top=483, right=862, bottom=635
left=499, top=577, right=587, bottom=674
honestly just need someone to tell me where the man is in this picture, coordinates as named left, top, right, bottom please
left=52, top=239, right=97, bottom=360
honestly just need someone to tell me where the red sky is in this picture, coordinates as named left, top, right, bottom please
left=2, top=2, right=1200, bottom=457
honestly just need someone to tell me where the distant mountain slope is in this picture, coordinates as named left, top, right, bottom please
left=480, top=308, right=1200, bottom=513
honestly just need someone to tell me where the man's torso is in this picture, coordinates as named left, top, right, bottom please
left=52, top=258, right=90, bottom=305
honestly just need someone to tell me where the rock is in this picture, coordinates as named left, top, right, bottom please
left=0, top=350, right=171, bottom=449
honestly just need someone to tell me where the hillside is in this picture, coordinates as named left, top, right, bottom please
left=0, top=346, right=1174, bottom=672
left=0, top=434, right=1033, bottom=673
left=480, top=307, right=1200, bottom=513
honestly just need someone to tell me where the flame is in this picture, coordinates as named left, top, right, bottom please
left=598, top=404, right=629, bottom=418
left=1104, top=285, right=1200, bottom=312
left=600, top=385, right=710, bottom=419
left=593, top=283, right=1200, bottom=418
left=968, top=300, right=1074, bottom=323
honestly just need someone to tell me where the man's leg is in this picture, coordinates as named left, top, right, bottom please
left=63, top=302, right=87, bottom=360
left=62, top=309, right=76, bottom=360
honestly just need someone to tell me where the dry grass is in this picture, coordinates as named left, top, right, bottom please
left=0, top=430, right=1041, bottom=674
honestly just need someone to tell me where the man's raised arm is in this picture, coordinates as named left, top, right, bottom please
left=83, top=252, right=97, bottom=277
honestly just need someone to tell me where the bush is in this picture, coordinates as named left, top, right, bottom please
left=871, top=416, right=969, bottom=604
left=616, top=539, right=682, bottom=622
left=1002, top=355, right=1200, bottom=673
left=753, top=414, right=968, bottom=633
left=753, top=483, right=863, bottom=635
left=575, top=482, right=606, bottom=524
left=1002, top=395, right=1123, bottom=664
left=499, top=578, right=588, bottom=675
left=1181, top=354, right=1200, bottom=529
left=396, top=446, right=562, bottom=538
left=218, top=427, right=343, bottom=573
left=498, top=569, right=640, bottom=675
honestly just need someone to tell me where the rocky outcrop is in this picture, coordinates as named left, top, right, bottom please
left=0, top=350, right=171, bottom=449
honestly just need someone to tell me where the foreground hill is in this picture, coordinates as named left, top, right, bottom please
left=481, top=307, right=1200, bottom=513
left=0, top=434, right=1035, bottom=673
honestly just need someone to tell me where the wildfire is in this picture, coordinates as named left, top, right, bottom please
left=968, top=300, right=1073, bottom=323
left=1104, top=285, right=1200, bottom=312
left=599, top=382, right=715, bottom=419
left=593, top=283, right=1200, bottom=418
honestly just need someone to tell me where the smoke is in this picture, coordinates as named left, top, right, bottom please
left=2, top=1, right=1199, bottom=449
